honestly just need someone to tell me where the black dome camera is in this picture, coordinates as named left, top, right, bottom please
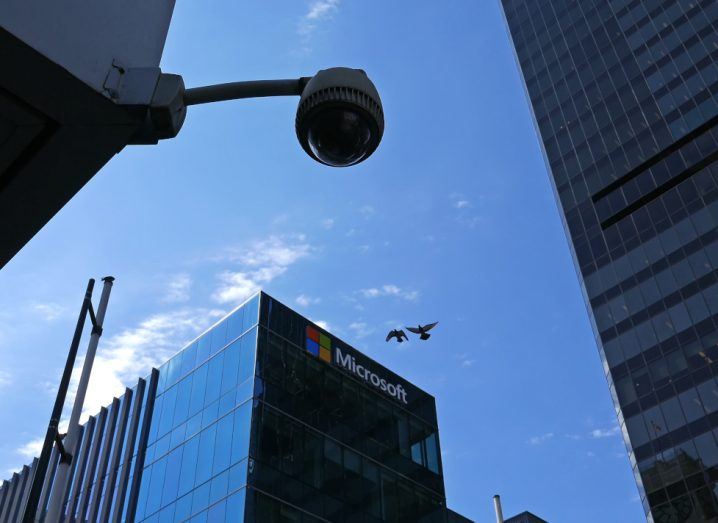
left=296, top=68, right=384, bottom=167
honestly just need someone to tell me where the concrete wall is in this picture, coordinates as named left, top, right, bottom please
left=0, top=0, right=175, bottom=95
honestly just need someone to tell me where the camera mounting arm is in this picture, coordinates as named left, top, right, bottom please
left=183, top=78, right=310, bottom=106
left=124, top=67, right=383, bottom=167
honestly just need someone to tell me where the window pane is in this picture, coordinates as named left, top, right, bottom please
left=209, top=470, right=229, bottom=505
left=181, top=342, right=198, bottom=376
left=698, top=380, right=718, bottom=413
left=228, top=459, right=248, bottom=492
left=196, top=425, right=218, bottom=487
left=161, top=446, right=183, bottom=507
left=158, top=386, right=178, bottom=437
left=224, top=489, right=246, bottom=521
left=679, top=388, right=705, bottom=422
left=411, top=442, right=423, bottom=466
left=204, top=352, right=225, bottom=407
left=425, top=433, right=439, bottom=474
left=226, top=307, right=244, bottom=342
left=173, top=375, right=193, bottom=427
left=189, top=364, right=209, bottom=417
left=231, top=401, right=252, bottom=463
left=213, top=414, right=234, bottom=475
left=210, top=320, right=228, bottom=356
left=146, top=457, right=167, bottom=516
left=238, top=331, right=257, bottom=384
left=242, top=295, right=259, bottom=332
left=178, top=434, right=199, bottom=496
left=207, top=498, right=226, bottom=523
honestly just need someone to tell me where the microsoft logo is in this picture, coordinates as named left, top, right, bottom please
left=305, top=325, right=408, bottom=404
left=306, top=325, right=331, bottom=363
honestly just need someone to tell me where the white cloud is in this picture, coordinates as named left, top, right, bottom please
left=590, top=425, right=621, bottom=439
left=359, top=284, right=419, bottom=301
left=32, top=302, right=65, bottom=321
left=163, top=273, right=191, bottom=303
left=314, top=320, right=331, bottom=331
left=454, top=353, right=475, bottom=367
left=321, top=218, right=335, bottom=230
left=17, top=437, right=44, bottom=459
left=451, top=193, right=483, bottom=228
left=0, top=370, right=12, bottom=388
left=298, top=0, right=340, bottom=39
left=213, top=235, right=311, bottom=305
left=306, top=0, right=340, bottom=20
left=359, top=205, right=375, bottom=218
left=296, top=294, right=321, bottom=307
left=528, top=432, right=555, bottom=445
left=73, top=308, right=224, bottom=421
left=457, top=215, right=482, bottom=228
left=271, top=214, right=290, bottom=226
left=348, top=322, right=374, bottom=339
left=213, top=270, right=274, bottom=305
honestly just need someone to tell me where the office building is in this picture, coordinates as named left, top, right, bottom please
left=0, top=292, right=471, bottom=522
left=505, top=511, right=547, bottom=523
left=501, top=0, right=718, bottom=520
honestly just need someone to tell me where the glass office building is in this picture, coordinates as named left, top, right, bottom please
left=500, top=0, right=718, bottom=520
left=0, top=292, right=471, bottom=522
left=504, top=512, right=547, bottom=523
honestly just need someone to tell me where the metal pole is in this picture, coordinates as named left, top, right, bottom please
left=184, top=78, right=306, bottom=106
left=125, top=368, right=159, bottom=523
left=493, top=495, right=504, bottom=523
left=44, top=276, right=114, bottom=522
left=21, top=279, right=95, bottom=523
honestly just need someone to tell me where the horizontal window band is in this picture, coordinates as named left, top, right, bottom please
left=593, top=112, right=718, bottom=205
left=600, top=148, right=718, bottom=230
left=597, top=268, right=718, bottom=343
left=589, top=227, right=718, bottom=310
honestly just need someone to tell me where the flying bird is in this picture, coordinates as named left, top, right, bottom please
left=386, top=329, right=409, bottom=343
left=406, top=322, right=439, bottom=340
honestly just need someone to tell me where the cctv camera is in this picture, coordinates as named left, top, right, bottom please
left=296, top=68, right=384, bottom=167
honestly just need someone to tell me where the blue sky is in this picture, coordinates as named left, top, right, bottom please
left=0, top=1, right=645, bottom=521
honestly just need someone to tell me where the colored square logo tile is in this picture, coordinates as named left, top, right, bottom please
left=319, top=347, right=331, bottom=362
left=319, top=333, right=331, bottom=349
left=306, top=339, right=319, bottom=357
left=306, top=326, right=320, bottom=342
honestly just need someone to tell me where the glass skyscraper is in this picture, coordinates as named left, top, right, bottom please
left=0, top=292, right=471, bottom=522
left=501, top=0, right=718, bottom=520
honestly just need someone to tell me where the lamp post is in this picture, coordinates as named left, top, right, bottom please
left=21, top=277, right=115, bottom=523
left=41, top=278, right=115, bottom=523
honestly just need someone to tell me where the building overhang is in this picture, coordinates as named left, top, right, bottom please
left=0, top=0, right=175, bottom=269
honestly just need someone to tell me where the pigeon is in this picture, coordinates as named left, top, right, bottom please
left=386, top=329, right=409, bottom=343
left=406, top=322, right=438, bottom=340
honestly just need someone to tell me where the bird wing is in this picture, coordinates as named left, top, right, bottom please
left=406, top=326, right=421, bottom=334
left=386, top=331, right=394, bottom=341
left=399, top=330, right=408, bottom=339
left=422, top=322, right=439, bottom=332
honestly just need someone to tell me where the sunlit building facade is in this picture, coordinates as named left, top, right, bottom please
left=501, top=0, right=718, bottom=520
left=0, top=292, right=470, bottom=522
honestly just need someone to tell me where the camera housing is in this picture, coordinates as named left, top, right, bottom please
left=296, top=68, right=384, bottom=167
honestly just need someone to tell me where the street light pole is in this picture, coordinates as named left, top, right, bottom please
left=21, top=279, right=95, bottom=523
left=43, top=277, right=114, bottom=523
